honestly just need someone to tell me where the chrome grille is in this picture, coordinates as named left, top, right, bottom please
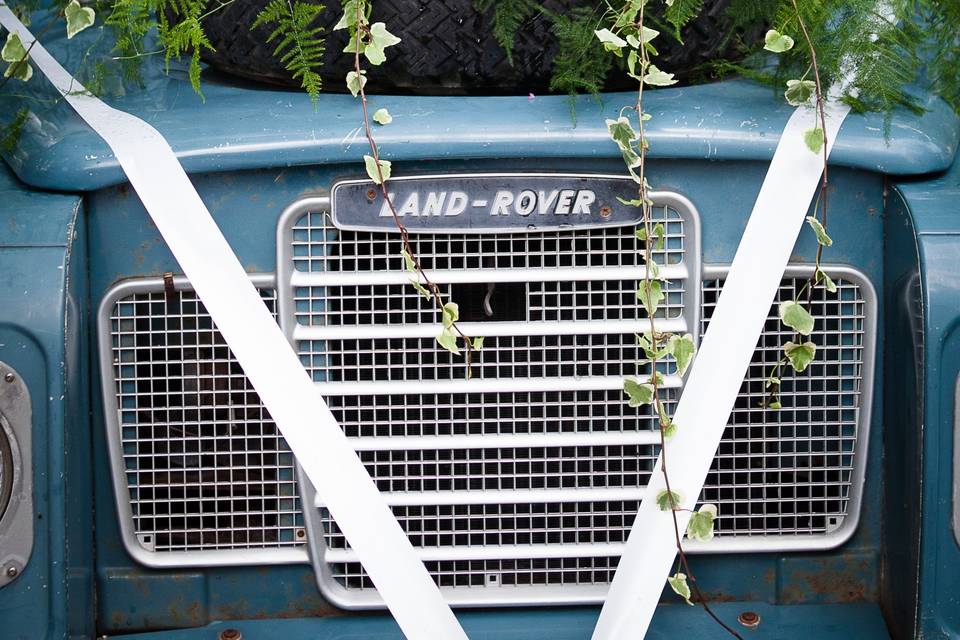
left=100, top=277, right=306, bottom=564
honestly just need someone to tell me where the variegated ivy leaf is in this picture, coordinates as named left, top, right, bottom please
left=668, top=333, right=696, bottom=376
left=346, top=70, right=367, bottom=97
left=785, top=79, right=816, bottom=106
left=372, top=108, right=392, bottom=125
left=637, top=279, right=664, bottom=316
left=804, top=127, right=825, bottom=154
left=623, top=378, right=655, bottom=408
left=365, top=22, right=401, bottom=65
left=668, top=573, right=694, bottom=605
left=764, top=29, right=795, bottom=53
left=334, top=0, right=359, bottom=30
left=410, top=280, right=432, bottom=300
left=2, top=33, right=32, bottom=82
left=769, top=400, right=783, bottom=409
left=594, top=28, right=627, bottom=52
left=817, top=268, right=838, bottom=293
left=401, top=247, right=416, bottom=272
left=363, top=155, right=391, bottom=184
left=806, top=215, right=833, bottom=247
left=656, top=489, right=681, bottom=512
left=437, top=328, right=460, bottom=355
left=779, top=300, right=815, bottom=336
left=686, top=504, right=718, bottom=542
left=606, top=117, right=641, bottom=168
left=472, top=336, right=484, bottom=351
left=784, top=340, right=817, bottom=372
left=65, top=0, right=96, bottom=39
left=441, top=301, right=459, bottom=328
left=642, top=64, right=677, bottom=87
left=766, top=376, right=781, bottom=388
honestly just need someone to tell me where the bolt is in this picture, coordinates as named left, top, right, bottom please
left=5, top=566, right=18, bottom=578
left=737, top=611, right=760, bottom=629
left=4, top=372, right=13, bottom=383
left=599, top=206, right=612, bottom=218
left=218, top=629, right=242, bottom=640
left=366, top=188, right=377, bottom=201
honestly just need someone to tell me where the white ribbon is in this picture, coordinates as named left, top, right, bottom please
left=0, top=7, right=468, bottom=639
left=592, top=100, right=851, bottom=639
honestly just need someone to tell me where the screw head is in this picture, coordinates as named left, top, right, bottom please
left=218, top=629, right=242, bottom=640
left=4, top=372, right=14, bottom=383
left=737, top=611, right=760, bottom=629
left=5, top=565, right=18, bottom=578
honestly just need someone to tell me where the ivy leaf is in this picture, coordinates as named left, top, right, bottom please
left=686, top=504, right=718, bottom=542
left=784, top=79, right=816, bottom=106
left=668, top=333, right=696, bottom=376
left=372, top=108, right=393, bottom=125
left=668, top=572, right=694, bottom=606
left=623, top=378, right=655, bottom=408
left=637, top=280, right=664, bottom=316
left=817, top=268, right=838, bottom=293
left=642, top=64, right=677, bottom=87
left=410, top=280, right=433, bottom=300
left=334, top=0, right=358, bottom=30
left=619, top=196, right=645, bottom=207
left=441, top=301, right=459, bottom=328
left=363, top=155, right=391, bottom=184
left=594, top=28, right=627, bottom=52
left=806, top=216, right=833, bottom=247
left=651, top=222, right=665, bottom=250
left=437, top=329, right=460, bottom=355
left=472, top=336, right=484, bottom=351
left=2, top=33, right=32, bottom=82
left=606, top=117, right=641, bottom=168
left=65, top=0, right=96, bottom=39
left=766, top=376, right=781, bottom=388
left=804, top=127, right=825, bottom=154
left=784, top=341, right=817, bottom=372
left=656, top=489, right=681, bottom=512
left=401, top=248, right=416, bottom=272
left=764, top=29, right=794, bottom=53
left=365, top=22, right=401, bottom=65
left=769, top=400, right=783, bottom=410
left=779, top=301, right=814, bottom=336
left=346, top=70, right=367, bottom=97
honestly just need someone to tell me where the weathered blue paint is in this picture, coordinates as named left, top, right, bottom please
left=107, top=602, right=890, bottom=639
left=890, top=157, right=960, bottom=638
left=0, top=162, right=94, bottom=639
left=0, top=17, right=957, bottom=192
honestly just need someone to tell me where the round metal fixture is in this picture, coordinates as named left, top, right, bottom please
left=737, top=611, right=761, bottom=629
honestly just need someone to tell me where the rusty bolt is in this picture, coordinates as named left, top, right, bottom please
left=218, top=629, right=242, bottom=640
left=296, top=529, right=306, bottom=539
left=4, top=372, right=13, bottom=383
left=366, top=188, right=377, bottom=201
left=599, top=206, right=612, bottom=218
left=5, top=566, right=18, bottom=578
left=737, top=611, right=760, bottom=629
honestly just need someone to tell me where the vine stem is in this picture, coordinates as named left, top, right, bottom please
left=790, top=0, right=830, bottom=292
left=629, top=4, right=740, bottom=638
left=350, top=0, right=474, bottom=366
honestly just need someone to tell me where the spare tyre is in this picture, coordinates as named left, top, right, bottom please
left=198, top=0, right=751, bottom=95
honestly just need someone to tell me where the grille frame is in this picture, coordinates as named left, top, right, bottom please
left=97, top=274, right=309, bottom=568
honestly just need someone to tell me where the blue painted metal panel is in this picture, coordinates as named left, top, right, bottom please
left=0, top=15, right=957, bottom=191
left=108, top=603, right=890, bottom=639
left=0, top=159, right=94, bottom=639
left=889, top=155, right=960, bottom=638
left=85, top=158, right=888, bottom=632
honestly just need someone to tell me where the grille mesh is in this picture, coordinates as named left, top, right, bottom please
left=107, top=287, right=303, bottom=553
left=318, top=274, right=867, bottom=591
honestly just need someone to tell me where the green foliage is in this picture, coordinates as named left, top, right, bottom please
left=65, top=0, right=96, bottom=39
left=656, top=489, right=681, bottom=512
left=2, top=32, right=32, bottom=81
left=623, top=378, right=655, bottom=408
left=474, top=0, right=539, bottom=66
left=103, top=0, right=153, bottom=81
left=548, top=6, right=613, bottom=100
left=668, top=572, right=694, bottom=605
left=686, top=503, right=717, bottom=541
left=253, top=0, right=326, bottom=102
left=159, top=0, right=213, bottom=98
left=663, top=0, right=704, bottom=41
left=784, top=340, right=816, bottom=372
left=779, top=300, right=814, bottom=336
left=1, top=107, right=29, bottom=152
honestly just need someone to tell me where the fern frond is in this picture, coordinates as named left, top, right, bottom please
left=664, top=0, right=704, bottom=41
left=474, top=0, right=540, bottom=66
left=548, top=6, right=610, bottom=100
left=253, top=0, right=325, bottom=103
